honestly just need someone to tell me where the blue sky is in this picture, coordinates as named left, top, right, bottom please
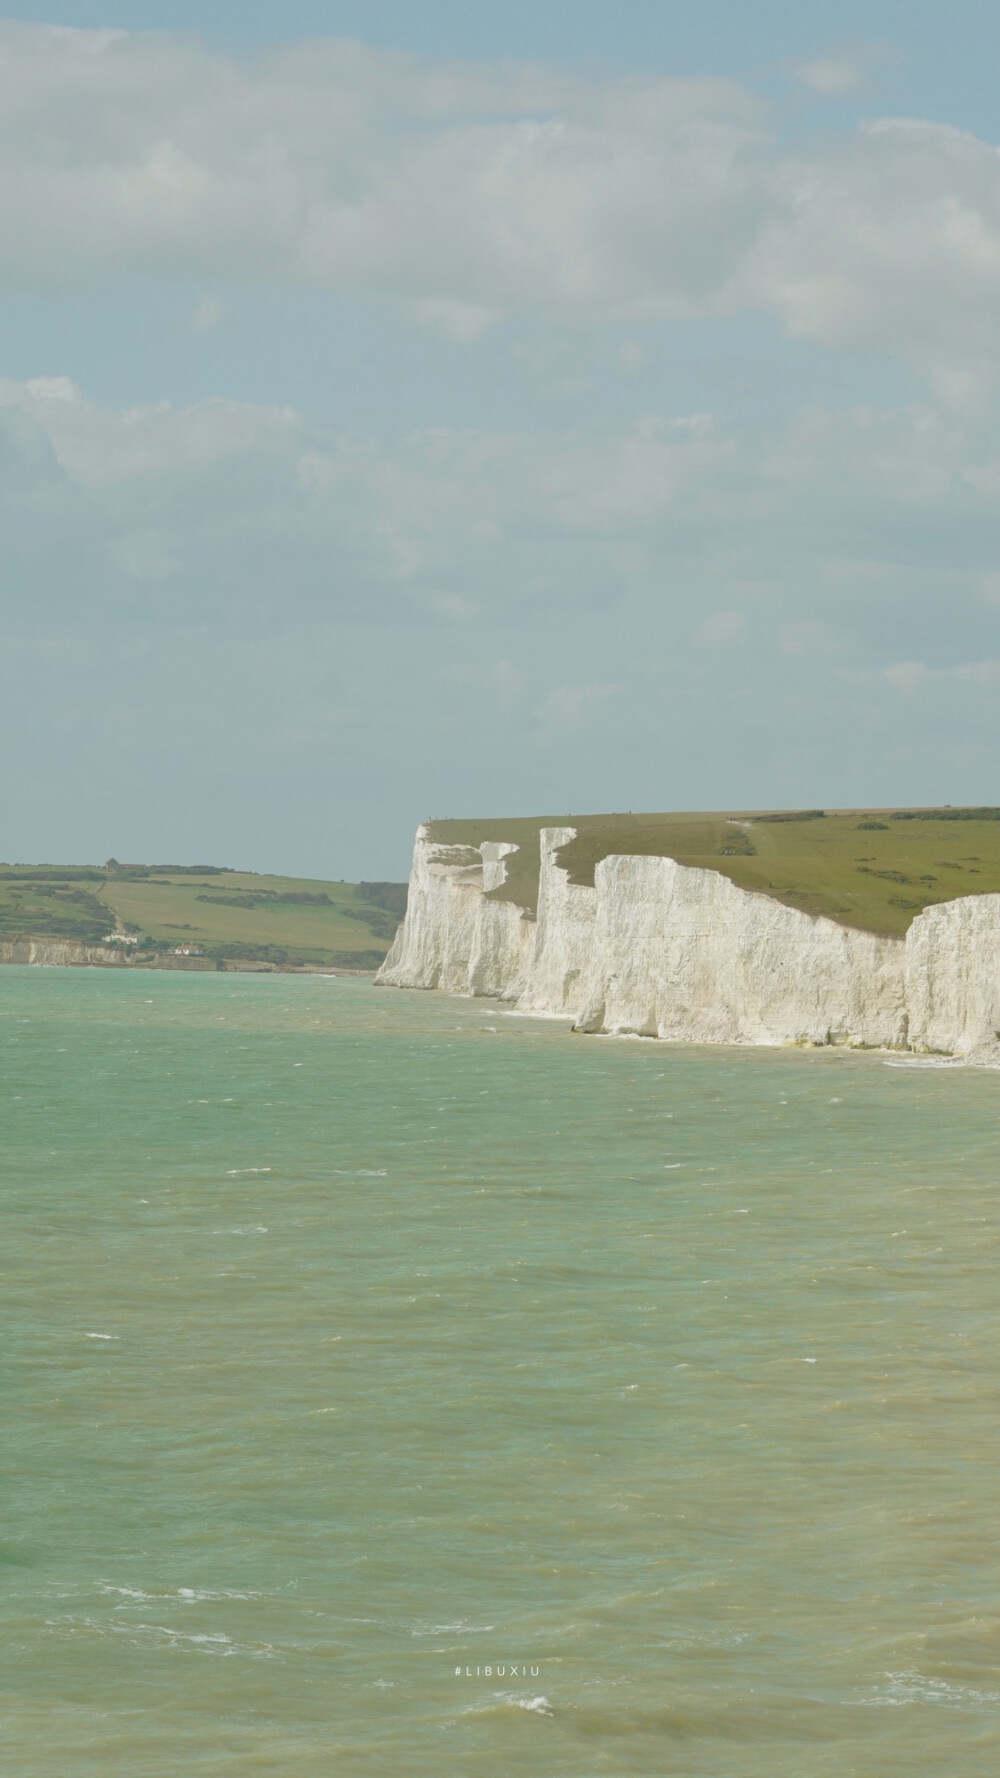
left=3, top=4, right=1000, bottom=877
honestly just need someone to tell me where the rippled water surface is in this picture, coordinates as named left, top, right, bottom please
left=2, top=967, right=999, bottom=1775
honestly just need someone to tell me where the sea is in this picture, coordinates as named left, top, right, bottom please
left=2, top=966, right=999, bottom=1776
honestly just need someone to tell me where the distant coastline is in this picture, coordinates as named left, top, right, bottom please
left=0, top=939, right=377, bottom=976
left=0, top=862, right=405, bottom=976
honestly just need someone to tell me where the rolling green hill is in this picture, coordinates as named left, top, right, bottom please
left=427, top=808, right=1000, bottom=937
left=0, top=862, right=407, bottom=970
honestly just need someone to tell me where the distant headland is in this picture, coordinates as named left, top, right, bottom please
left=0, top=861, right=407, bottom=974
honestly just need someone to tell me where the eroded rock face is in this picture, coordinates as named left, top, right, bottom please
left=573, top=854, right=907, bottom=1049
left=904, top=893, right=1000, bottom=1057
left=376, top=824, right=1000, bottom=1060
left=0, top=939, right=128, bottom=967
left=517, top=827, right=597, bottom=1017
left=375, top=827, right=535, bottom=999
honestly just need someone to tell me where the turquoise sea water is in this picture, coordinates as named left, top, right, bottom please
left=2, top=966, right=999, bottom=1776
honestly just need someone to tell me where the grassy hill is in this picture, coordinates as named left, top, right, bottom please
left=0, top=862, right=407, bottom=970
left=426, top=808, right=1000, bottom=937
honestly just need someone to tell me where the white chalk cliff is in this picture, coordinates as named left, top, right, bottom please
left=377, top=824, right=1000, bottom=1060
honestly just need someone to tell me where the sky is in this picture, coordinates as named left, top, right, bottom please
left=4, top=5, right=1000, bottom=878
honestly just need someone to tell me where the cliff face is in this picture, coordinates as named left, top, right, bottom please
left=377, top=824, right=1000, bottom=1060
left=0, top=938, right=129, bottom=967
left=375, top=829, right=535, bottom=999
left=517, top=826, right=597, bottom=1016
left=904, top=894, right=1000, bottom=1058
left=0, top=939, right=217, bottom=970
left=573, top=853, right=907, bottom=1048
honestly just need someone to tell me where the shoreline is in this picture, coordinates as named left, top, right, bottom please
left=0, top=941, right=378, bottom=978
left=405, top=983, right=1000, bottom=1070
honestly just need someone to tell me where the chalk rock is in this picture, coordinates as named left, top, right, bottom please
left=905, top=893, right=1000, bottom=1057
left=376, top=826, right=534, bottom=998
left=573, top=853, right=906, bottom=1047
left=378, top=822, right=1000, bottom=1060
left=518, top=827, right=597, bottom=1016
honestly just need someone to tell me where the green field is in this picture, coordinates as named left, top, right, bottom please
left=427, top=808, right=1000, bottom=936
left=0, top=862, right=407, bottom=970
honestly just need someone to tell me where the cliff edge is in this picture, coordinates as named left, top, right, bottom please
left=377, top=823, right=1000, bottom=1060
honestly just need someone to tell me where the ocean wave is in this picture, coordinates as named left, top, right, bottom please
left=880, top=1057, right=965, bottom=1070
left=860, top=1669, right=1000, bottom=1708
left=51, top=1615, right=279, bottom=1660
left=96, top=1582, right=264, bottom=1604
left=500, top=1693, right=553, bottom=1715
left=460, top=1693, right=553, bottom=1718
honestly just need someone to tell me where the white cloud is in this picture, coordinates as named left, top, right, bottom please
left=536, top=682, right=623, bottom=727
left=441, top=658, right=526, bottom=706
left=106, top=529, right=181, bottom=581
left=414, top=298, right=501, bottom=342
left=4, top=361, right=1000, bottom=850
left=740, top=120, right=1000, bottom=399
left=0, top=378, right=302, bottom=501
left=23, top=376, right=81, bottom=403
left=426, top=592, right=480, bottom=619
left=883, top=657, right=1000, bottom=692
left=3, top=373, right=1000, bottom=675
left=1, top=24, right=998, bottom=392
left=0, top=24, right=763, bottom=317
left=694, top=609, right=744, bottom=647
left=618, top=340, right=647, bottom=372
left=789, top=51, right=870, bottom=96
left=955, top=659, right=1000, bottom=685
left=778, top=620, right=841, bottom=658
left=883, top=660, right=930, bottom=692
left=188, top=294, right=227, bottom=334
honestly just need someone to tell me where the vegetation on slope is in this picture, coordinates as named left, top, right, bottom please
left=0, top=864, right=406, bottom=969
left=425, top=809, right=1000, bottom=937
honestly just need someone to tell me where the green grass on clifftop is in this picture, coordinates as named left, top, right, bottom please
left=426, top=809, right=1000, bottom=937
left=0, top=864, right=407, bottom=969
